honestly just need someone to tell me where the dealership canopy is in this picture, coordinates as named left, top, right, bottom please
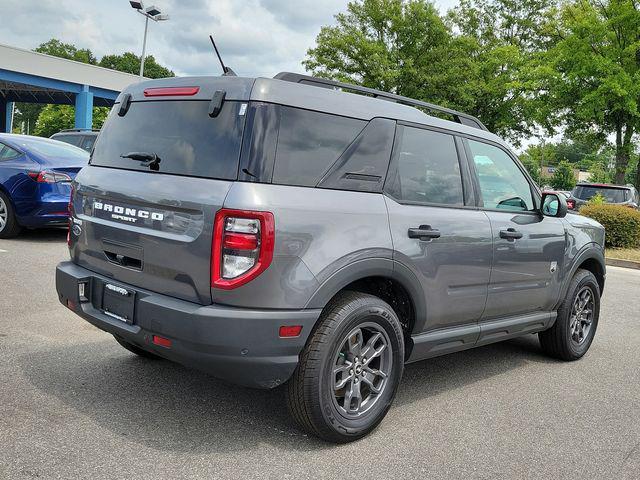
left=0, top=43, right=143, bottom=133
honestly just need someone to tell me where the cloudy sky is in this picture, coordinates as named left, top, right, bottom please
left=1, top=0, right=459, bottom=77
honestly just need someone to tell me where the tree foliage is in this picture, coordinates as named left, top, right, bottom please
left=544, top=0, right=640, bottom=184
left=550, top=160, right=577, bottom=190
left=99, top=52, right=174, bottom=79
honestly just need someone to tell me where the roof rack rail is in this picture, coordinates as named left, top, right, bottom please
left=57, top=128, right=100, bottom=133
left=273, top=72, right=488, bottom=131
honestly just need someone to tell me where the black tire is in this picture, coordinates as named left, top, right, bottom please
left=0, top=191, right=22, bottom=239
left=286, top=291, right=404, bottom=443
left=113, top=335, right=161, bottom=359
left=539, top=269, right=600, bottom=361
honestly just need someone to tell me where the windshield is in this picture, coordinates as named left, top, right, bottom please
left=573, top=186, right=629, bottom=203
left=14, top=136, right=89, bottom=161
left=91, top=100, right=246, bottom=179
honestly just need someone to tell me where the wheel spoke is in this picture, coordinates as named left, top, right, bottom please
left=361, top=332, right=386, bottom=364
left=361, top=372, right=382, bottom=394
left=344, top=379, right=362, bottom=413
left=334, top=363, right=354, bottom=390
left=347, top=329, right=363, bottom=357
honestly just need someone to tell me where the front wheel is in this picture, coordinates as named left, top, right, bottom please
left=286, top=292, right=404, bottom=443
left=539, top=269, right=600, bottom=361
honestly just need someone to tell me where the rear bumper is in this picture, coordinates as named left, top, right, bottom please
left=56, top=261, right=321, bottom=389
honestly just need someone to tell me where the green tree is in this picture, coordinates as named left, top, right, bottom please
left=99, top=53, right=174, bottom=79
left=550, top=161, right=577, bottom=190
left=35, top=38, right=97, bottom=64
left=520, top=155, right=542, bottom=185
left=587, top=162, right=613, bottom=184
left=545, top=1, right=640, bottom=185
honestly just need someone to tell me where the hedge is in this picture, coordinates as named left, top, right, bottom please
left=579, top=204, right=640, bottom=248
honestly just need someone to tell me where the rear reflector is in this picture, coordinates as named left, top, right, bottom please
left=66, top=299, right=77, bottom=310
left=152, top=335, right=172, bottom=348
left=279, top=325, right=303, bottom=338
left=143, top=86, right=200, bottom=97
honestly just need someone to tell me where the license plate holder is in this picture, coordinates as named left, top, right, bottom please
left=102, top=282, right=136, bottom=324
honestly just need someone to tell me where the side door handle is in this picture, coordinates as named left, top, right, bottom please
left=499, top=228, right=523, bottom=240
left=408, top=225, right=441, bottom=241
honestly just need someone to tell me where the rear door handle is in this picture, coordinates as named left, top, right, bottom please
left=408, top=225, right=441, bottom=241
left=499, top=228, right=523, bottom=240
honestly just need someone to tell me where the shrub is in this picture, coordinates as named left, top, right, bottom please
left=579, top=204, right=640, bottom=248
left=587, top=193, right=606, bottom=206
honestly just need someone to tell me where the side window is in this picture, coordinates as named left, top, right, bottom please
left=0, top=143, right=21, bottom=161
left=467, top=140, right=534, bottom=212
left=271, top=107, right=366, bottom=187
left=386, top=126, right=464, bottom=205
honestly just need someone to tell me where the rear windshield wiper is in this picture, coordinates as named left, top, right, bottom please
left=120, top=152, right=161, bottom=171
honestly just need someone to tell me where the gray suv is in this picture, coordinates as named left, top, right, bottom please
left=56, top=73, right=606, bottom=443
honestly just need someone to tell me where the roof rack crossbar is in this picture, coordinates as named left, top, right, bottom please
left=273, top=72, right=488, bottom=131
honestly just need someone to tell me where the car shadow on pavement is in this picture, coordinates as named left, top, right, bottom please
left=19, top=333, right=556, bottom=452
left=10, top=227, right=67, bottom=243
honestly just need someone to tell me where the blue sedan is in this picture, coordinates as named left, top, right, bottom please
left=0, top=134, right=88, bottom=238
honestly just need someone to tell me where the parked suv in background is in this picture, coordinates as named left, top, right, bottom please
left=570, top=182, right=639, bottom=210
left=50, top=129, right=99, bottom=152
left=56, top=73, right=606, bottom=443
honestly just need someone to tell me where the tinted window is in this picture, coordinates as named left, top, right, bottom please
left=52, top=135, right=82, bottom=147
left=272, top=107, right=365, bottom=187
left=91, top=100, right=245, bottom=179
left=468, top=140, right=534, bottom=212
left=318, top=118, right=395, bottom=193
left=387, top=126, right=463, bottom=205
left=573, top=185, right=628, bottom=203
left=0, top=143, right=21, bottom=160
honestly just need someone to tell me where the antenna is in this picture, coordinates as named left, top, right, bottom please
left=209, top=35, right=237, bottom=76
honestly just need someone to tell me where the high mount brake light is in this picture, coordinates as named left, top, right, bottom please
left=28, top=171, right=72, bottom=183
left=212, top=209, right=275, bottom=289
left=143, top=86, right=200, bottom=97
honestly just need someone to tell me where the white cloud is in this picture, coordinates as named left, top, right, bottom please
left=0, top=0, right=458, bottom=77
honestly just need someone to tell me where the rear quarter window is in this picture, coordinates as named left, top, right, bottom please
left=91, top=100, right=245, bottom=180
left=271, top=107, right=366, bottom=187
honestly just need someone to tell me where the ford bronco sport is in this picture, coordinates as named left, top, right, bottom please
left=56, top=73, right=606, bottom=443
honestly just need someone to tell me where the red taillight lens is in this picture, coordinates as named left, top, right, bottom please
left=212, top=208, right=275, bottom=289
left=28, top=170, right=72, bottom=183
left=567, top=200, right=575, bottom=209
left=143, top=86, right=199, bottom=97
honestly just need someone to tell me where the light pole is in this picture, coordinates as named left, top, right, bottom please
left=129, top=1, right=169, bottom=78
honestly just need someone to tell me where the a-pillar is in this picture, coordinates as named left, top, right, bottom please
left=74, top=85, right=93, bottom=130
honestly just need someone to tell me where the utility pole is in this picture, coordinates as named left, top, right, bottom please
left=129, top=2, right=169, bottom=79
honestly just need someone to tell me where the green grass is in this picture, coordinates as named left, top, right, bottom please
left=606, top=248, right=640, bottom=262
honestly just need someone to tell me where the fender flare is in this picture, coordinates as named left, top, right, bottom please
left=555, top=244, right=605, bottom=310
left=305, top=257, right=427, bottom=335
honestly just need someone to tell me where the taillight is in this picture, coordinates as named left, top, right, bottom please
left=567, top=199, right=575, bottom=210
left=212, top=209, right=275, bottom=289
left=28, top=170, right=72, bottom=183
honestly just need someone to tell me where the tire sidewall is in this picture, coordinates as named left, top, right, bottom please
left=0, top=191, right=20, bottom=238
left=562, top=273, right=600, bottom=358
left=316, top=300, right=404, bottom=439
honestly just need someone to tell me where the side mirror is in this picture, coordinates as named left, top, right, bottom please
left=541, top=192, right=567, bottom=218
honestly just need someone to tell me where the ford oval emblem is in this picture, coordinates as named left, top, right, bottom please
left=72, top=224, right=82, bottom=236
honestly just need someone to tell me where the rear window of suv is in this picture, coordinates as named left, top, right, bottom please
left=91, top=100, right=245, bottom=179
left=573, top=185, right=629, bottom=203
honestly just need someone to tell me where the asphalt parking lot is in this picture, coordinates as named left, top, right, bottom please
left=1, top=229, right=639, bottom=480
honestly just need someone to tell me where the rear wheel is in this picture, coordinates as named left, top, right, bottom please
left=0, top=192, right=22, bottom=239
left=113, top=335, right=161, bottom=359
left=539, top=269, right=600, bottom=360
left=286, top=292, right=404, bottom=443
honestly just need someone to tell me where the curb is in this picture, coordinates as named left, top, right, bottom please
left=605, top=257, right=640, bottom=270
